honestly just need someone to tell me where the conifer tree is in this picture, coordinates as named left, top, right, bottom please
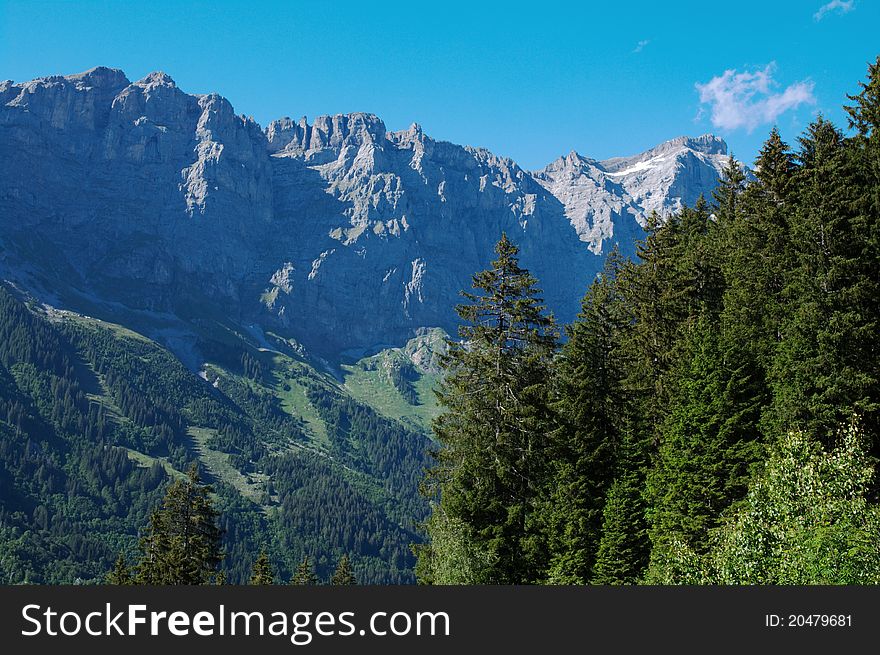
left=754, top=126, right=796, bottom=202
left=712, top=154, right=747, bottom=223
left=249, top=549, right=274, bottom=585
left=330, top=554, right=357, bottom=585
left=419, top=233, right=558, bottom=584
left=841, top=56, right=880, bottom=447
left=291, top=556, right=319, bottom=585
left=718, top=128, right=797, bottom=378
left=616, top=200, right=721, bottom=442
left=845, top=55, right=880, bottom=140
left=544, top=250, right=628, bottom=584
left=766, top=116, right=873, bottom=445
left=645, top=316, right=764, bottom=579
left=590, top=430, right=650, bottom=585
left=106, top=553, right=132, bottom=585
left=134, top=464, right=224, bottom=585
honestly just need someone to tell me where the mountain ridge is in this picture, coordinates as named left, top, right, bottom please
left=1, top=67, right=737, bottom=358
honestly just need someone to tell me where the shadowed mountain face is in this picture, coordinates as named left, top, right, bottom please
left=0, top=67, right=732, bottom=357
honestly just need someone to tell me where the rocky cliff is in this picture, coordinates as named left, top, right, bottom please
left=0, top=67, right=735, bottom=357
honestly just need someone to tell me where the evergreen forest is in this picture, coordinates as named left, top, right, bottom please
left=417, top=58, right=880, bottom=584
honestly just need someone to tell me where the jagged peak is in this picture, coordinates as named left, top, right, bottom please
left=651, top=134, right=728, bottom=156
left=266, top=112, right=388, bottom=154
left=597, top=134, right=728, bottom=174
left=135, top=71, right=177, bottom=89
left=564, top=149, right=585, bottom=165
left=536, top=149, right=599, bottom=175
left=312, top=112, right=385, bottom=130
left=64, top=66, right=130, bottom=89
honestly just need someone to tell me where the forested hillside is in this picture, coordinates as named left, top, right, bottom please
left=0, top=284, right=434, bottom=584
left=418, top=58, right=880, bottom=585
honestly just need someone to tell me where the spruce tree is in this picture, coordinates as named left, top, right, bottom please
left=134, top=464, right=224, bottom=585
left=544, top=250, right=628, bottom=584
left=766, top=116, right=874, bottom=445
left=106, top=553, right=132, bottom=585
left=755, top=126, right=795, bottom=202
left=291, top=556, right=319, bottom=585
left=590, top=430, right=650, bottom=585
left=845, top=55, right=880, bottom=139
left=842, top=56, right=880, bottom=448
left=330, top=554, right=357, bottom=585
left=419, top=233, right=558, bottom=584
left=616, top=200, right=722, bottom=443
left=712, top=154, right=747, bottom=223
left=719, top=128, right=797, bottom=375
left=249, top=549, right=274, bottom=585
left=645, top=315, right=764, bottom=579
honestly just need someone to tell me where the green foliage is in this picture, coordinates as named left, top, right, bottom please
left=419, top=60, right=880, bottom=586
left=543, top=250, right=628, bottom=584
left=0, top=283, right=429, bottom=584
left=591, top=466, right=649, bottom=585
left=330, top=554, right=357, bottom=585
left=134, top=465, right=224, bottom=585
left=249, top=549, right=274, bottom=585
left=4, top=59, right=880, bottom=588
left=660, top=423, right=880, bottom=584
left=645, top=315, right=764, bottom=576
left=767, top=115, right=878, bottom=446
left=420, top=234, right=558, bottom=584
left=106, top=553, right=132, bottom=585
left=291, top=556, right=319, bottom=585
left=0, top=284, right=169, bottom=583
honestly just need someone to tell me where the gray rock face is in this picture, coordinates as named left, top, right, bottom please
left=0, top=67, right=273, bottom=310
left=264, top=117, right=595, bottom=352
left=532, top=135, right=731, bottom=256
left=1, top=67, right=734, bottom=357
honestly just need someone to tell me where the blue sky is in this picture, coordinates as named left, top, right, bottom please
left=1, top=0, right=876, bottom=168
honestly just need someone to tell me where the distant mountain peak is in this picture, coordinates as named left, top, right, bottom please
left=136, top=71, right=177, bottom=89
left=653, top=133, right=727, bottom=156
left=65, top=66, right=130, bottom=89
left=534, top=133, right=732, bottom=254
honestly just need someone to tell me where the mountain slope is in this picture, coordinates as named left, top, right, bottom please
left=0, top=282, right=434, bottom=583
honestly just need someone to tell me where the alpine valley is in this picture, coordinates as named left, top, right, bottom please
left=0, top=67, right=733, bottom=583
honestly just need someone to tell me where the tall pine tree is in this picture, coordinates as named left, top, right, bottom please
left=330, top=554, right=357, bottom=585
left=645, top=315, right=765, bottom=579
left=419, top=234, right=557, bottom=584
left=249, top=549, right=274, bottom=585
left=291, top=556, right=319, bottom=585
left=134, top=465, right=224, bottom=585
left=544, top=249, right=628, bottom=584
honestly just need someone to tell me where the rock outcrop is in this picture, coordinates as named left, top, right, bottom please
left=0, top=67, right=736, bottom=357
left=532, top=134, right=731, bottom=256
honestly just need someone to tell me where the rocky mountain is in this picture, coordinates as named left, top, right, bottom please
left=533, top=135, right=730, bottom=256
left=0, top=67, right=735, bottom=359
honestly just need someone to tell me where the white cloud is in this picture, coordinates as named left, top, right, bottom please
left=633, top=39, right=649, bottom=54
left=814, top=0, right=854, bottom=21
left=695, top=63, right=816, bottom=132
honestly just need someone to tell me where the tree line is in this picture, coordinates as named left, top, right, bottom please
left=416, top=57, right=880, bottom=584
